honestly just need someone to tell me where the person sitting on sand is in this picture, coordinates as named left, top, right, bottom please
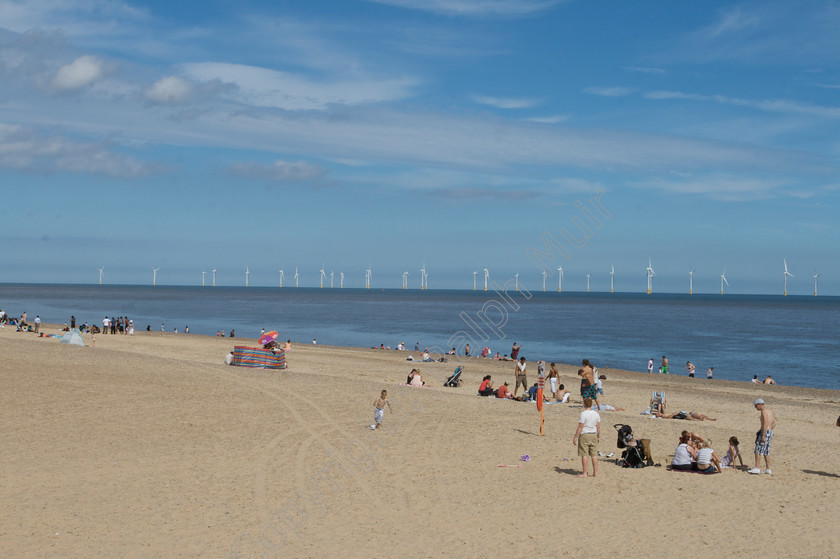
left=493, top=352, right=501, bottom=360
left=720, top=436, right=745, bottom=469
left=696, top=439, right=721, bottom=473
left=763, top=375, right=776, bottom=385
left=526, top=382, right=549, bottom=403
left=478, top=375, right=495, bottom=396
left=655, top=410, right=716, bottom=421
left=670, top=433, right=698, bottom=471
left=422, top=349, right=434, bottom=362
left=409, top=370, right=425, bottom=387
left=284, top=340, right=291, bottom=351
left=555, top=384, right=571, bottom=403
left=495, top=382, right=523, bottom=401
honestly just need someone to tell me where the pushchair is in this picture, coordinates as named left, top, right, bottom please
left=443, top=366, right=463, bottom=387
left=614, top=424, right=648, bottom=468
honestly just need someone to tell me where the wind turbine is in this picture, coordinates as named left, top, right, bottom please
left=720, top=268, right=729, bottom=295
left=212, top=269, right=216, bottom=287
left=689, top=267, right=695, bottom=295
left=365, top=267, right=372, bottom=289
left=420, top=263, right=427, bottom=290
left=340, top=272, right=344, bottom=288
left=245, top=266, right=250, bottom=287
left=473, top=271, right=477, bottom=291
left=542, top=270, right=547, bottom=292
left=645, top=258, right=655, bottom=295
left=515, top=273, right=519, bottom=292
left=294, top=267, right=299, bottom=287
left=319, top=267, right=326, bottom=288
left=201, top=270, right=206, bottom=287
left=557, top=267, right=563, bottom=292
left=813, top=271, right=821, bottom=296
left=610, top=265, right=615, bottom=294
left=783, top=259, right=793, bottom=296
left=586, top=273, right=591, bottom=293
left=97, top=266, right=104, bottom=285
left=152, top=267, right=159, bottom=286
left=330, top=270, right=334, bottom=288
left=402, top=271, right=408, bottom=289
left=278, top=269, right=284, bottom=287
left=483, top=268, right=489, bottom=291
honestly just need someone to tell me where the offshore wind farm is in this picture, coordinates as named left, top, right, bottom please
left=78, top=256, right=830, bottom=297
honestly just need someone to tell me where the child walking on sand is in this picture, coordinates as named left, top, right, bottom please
left=371, top=390, right=392, bottom=429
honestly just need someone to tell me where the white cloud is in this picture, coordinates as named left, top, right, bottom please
left=365, top=0, right=564, bottom=17
left=228, top=160, right=326, bottom=183
left=472, top=95, right=539, bottom=109
left=145, top=76, right=194, bottom=105
left=182, top=62, right=418, bottom=110
left=51, top=55, right=105, bottom=92
left=583, top=86, right=636, bottom=97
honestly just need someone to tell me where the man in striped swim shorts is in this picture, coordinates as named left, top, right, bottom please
left=748, top=399, right=776, bottom=475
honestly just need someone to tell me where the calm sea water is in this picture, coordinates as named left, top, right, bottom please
left=2, top=284, right=838, bottom=390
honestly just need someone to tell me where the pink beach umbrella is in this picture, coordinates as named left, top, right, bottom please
left=258, top=331, right=279, bottom=346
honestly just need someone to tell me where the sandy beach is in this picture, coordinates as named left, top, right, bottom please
left=2, top=325, right=838, bottom=558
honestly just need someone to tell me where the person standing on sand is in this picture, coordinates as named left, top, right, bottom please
left=707, top=367, right=714, bottom=379
left=648, top=358, right=654, bottom=374
left=685, top=361, right=695, bottom=377
left=580, top=359, right=599, bottom=410
left=511, top=342, right=521, bottom=361
left=748, top=398, right=776, bottom=475
left=371, top=390, right=392, bottom=430
left=661, top=355, right=669, bottom=374
left=572, top=398, right=600, bottom=478
left=513, top=357, right=528, bottom=397
left=547, top=363, right=559, bottom=396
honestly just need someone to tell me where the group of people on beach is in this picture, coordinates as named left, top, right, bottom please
left=668, top=398, right=776, bottom=475
left=648, top=355, right=714, bottom=379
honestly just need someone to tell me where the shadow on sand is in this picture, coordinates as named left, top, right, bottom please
left=802, top=469, right=840, bottom=478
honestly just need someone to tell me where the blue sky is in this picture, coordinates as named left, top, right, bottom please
left=1, top=0, right=838, bottom=294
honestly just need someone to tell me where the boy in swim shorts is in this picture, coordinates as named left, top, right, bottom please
left=371, top=390, right=392, bottom=429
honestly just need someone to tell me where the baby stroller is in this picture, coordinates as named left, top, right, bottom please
left=443, top=366, right=463, bottom=387
left=614, top=424, right=647, bottom=468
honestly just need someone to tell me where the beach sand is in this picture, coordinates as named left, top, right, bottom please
left=2, top=326, right=838, bottom=558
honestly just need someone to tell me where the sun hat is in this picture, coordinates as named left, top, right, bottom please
left=753, top=398, right=764, bottom=405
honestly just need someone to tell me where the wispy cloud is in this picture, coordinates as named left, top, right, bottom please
left=365, top=0, right=565, bottom=17
left=227, top=159, right=326, bottom=183
left=670, top=2, right=840, bottom=65
left=637, top=175, right=789, bottom=202
left=622, top=66, right=667, bottom=75
left=645, top=90, right=840, bottom=119
left=525, top=114, right=569, bottom=124
left=427, top=186, right=539, bottom=200
left=0, top=122, right=163, bottom=178
left=182, top=62, right=419, bottom=110
left=583, top=86, right=636, bottom=97
left=472, top=95, right=539, bottom=109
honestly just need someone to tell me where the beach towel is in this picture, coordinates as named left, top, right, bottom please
left=232, top=346, right=287, bottom=369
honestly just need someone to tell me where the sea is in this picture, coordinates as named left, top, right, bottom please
left=2, top=284, right=838, bottom=391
